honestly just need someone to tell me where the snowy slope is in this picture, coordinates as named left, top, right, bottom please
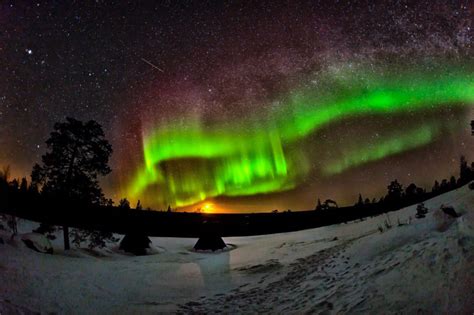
left=0, top=184, right=473, bottom=314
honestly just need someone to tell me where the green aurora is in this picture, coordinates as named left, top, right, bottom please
left=127, top=62, right=474, bottom=208
left=323, top=119, right=460, bottom=176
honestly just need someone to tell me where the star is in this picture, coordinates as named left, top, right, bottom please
left=0, top=1, right=472, bottom=212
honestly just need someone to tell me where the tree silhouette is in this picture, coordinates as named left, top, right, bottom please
left=459, top=155, right=472, bottom=184
left=404, top=183, right=421, bottom=204
left=432, top=180, right=440, bottom=193
left=119, top=198, right=131, bottom=209
left=449, top=176, right=457, bottom=188
left=19, top=178, right=28, bottom=194
left=31, top=117, right=112, bottom=250
left=0, top=167, right=9, bottom=210
left=440, top=179, right=449, bottom=192
left=356, top=193, right=364, bottom=207
left=405, top=183, right=417, bottom=196
left=315, top=198, right=322, bottom=211
left=136, top=200, right=142, bottom=210
left=385, top=180, right=403, bottom=207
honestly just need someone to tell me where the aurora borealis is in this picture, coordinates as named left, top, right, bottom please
left=1, top=1, right=473, bottom=212
left=128, top=61, right=474, bottom=208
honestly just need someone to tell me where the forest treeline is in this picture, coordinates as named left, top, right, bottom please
left=1, top=118, right=473, bottom=248
left=315, top=155, right=474, bottom=212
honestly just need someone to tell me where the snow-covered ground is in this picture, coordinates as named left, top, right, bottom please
left=1, top=184, right=473, bottom=314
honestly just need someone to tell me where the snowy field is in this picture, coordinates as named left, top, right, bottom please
left=0, top=184, right=473, bottom=314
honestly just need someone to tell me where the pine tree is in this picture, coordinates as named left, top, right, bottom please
left=386, top=180, right=403, bottom=206
left=449, top=176, right=457, bottom=188
left=31, top=118, right=113, bottom=250
left=315, top=198, right=322, bottom=211
left=19, top=178, right=28, bottom=193
left=459, top=156, right=469, bottom=183
left=119, top=198, right=130, bottom=209
left=432, top=180, right=440, bottom=193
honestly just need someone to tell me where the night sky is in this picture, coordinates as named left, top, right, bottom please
left=1, top=1, right=473, bottom=213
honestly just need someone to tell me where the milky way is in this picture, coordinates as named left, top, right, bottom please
left=1, top=1, right=473, bottom=212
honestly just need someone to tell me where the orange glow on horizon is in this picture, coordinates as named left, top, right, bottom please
left=201, top=202, right=214, bottom=213
left=178, top=201, right=236, bottom=214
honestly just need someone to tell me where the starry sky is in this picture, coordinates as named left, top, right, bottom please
left=1, top=1, right=473, bottom=213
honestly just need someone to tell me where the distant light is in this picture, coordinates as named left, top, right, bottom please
left=26, top=49, right=33, bottom=55
left=202, top=203, right=214, bottom=213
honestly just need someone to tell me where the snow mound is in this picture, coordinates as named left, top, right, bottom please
left=21, top=233, right=53, bottom=254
